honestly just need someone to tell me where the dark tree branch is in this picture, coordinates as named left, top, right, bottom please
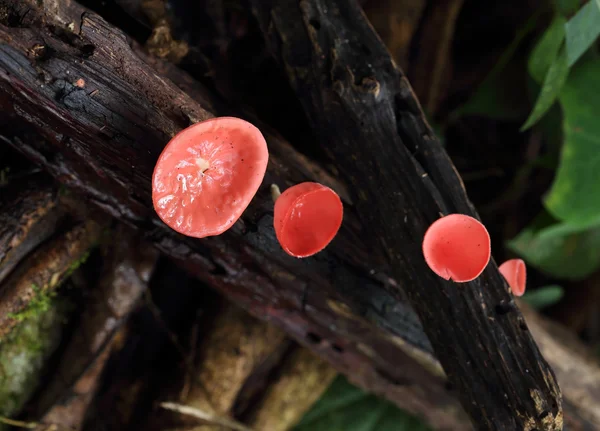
left=249, top=1, right=562, bottom=429
left=0, top=2, right=467, bottom=428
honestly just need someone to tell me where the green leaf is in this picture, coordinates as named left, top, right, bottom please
left=565, top=0, right=600, bottom=66
left=521, top=46, right=569, bottom=130
left=553, top=0, right=583, bottom=15
left=508, top=218, right=600, bottom=280
left=528, top=15, right=566, bottom=83
left=451, top=13, right=539, bottom=121
left=294, top=376, right=431, bottom=431
left=522, top=285, right=564, bottom=309
left=545, top=58, right=600, bottom=227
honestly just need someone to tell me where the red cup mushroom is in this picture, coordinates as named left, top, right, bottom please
left=499, top=259, right=527, bottom=297
left=273, top=182, right=343, bottom=258
left=152, top=117, right=268, bottom=238
left=422, top=214, right=491, bottom=282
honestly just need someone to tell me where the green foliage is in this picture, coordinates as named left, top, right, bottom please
left=545, top=58, right=600, bottom=228
left=521, top=46, right=569, bottom=130
left=522, top=285, right=565, bottom=309
left=294, top=376, right=431, bottom=431
left=508, top=212, right=600, bottom=280
left=528, top=16, right=566, bottom=83
left=7, top=285, right=57, bottom=323
left=565, top=0, right=600, bottom=66
left=552, top=0, right=583, bottom=15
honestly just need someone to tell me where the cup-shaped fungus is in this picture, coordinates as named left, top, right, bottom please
left=499, top=259, right=527, bottom=297
left=274, top=182, right=343, bottom=258
left=422, top=214, right=491, bottom=282
left=152, top=117, right=268, bottom=238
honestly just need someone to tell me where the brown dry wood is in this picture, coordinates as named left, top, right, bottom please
left=408, top=0, right=465, bottom=115
left=249, top=1, right=561, bottom=429
left=362, top=0, right=427, bottom=71
left=182, top=304, right=289, bottom=423
left=0, top=4, right=467, bottom=430
left=246, top=348, right=337, bottom=431
left=0, top=174, right=62, bottom=284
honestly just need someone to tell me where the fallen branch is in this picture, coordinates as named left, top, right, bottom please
left=159, top=402, right=254, bottom=431
left=0, top=219, right=102, bottom=339
left=249, top=1, right=561, bottom=428
left=28, top=225, right=158, bottom=429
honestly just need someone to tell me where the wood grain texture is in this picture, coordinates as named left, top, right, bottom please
left=249, top=1, right=562, bottom=429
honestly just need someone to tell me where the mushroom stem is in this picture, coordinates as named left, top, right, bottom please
left=271, top=184, right=281, bottom=202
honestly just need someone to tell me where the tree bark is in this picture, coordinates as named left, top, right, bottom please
left=249, top=1, right=561, bottom=429
left=0, top=2, right=465, bottom=428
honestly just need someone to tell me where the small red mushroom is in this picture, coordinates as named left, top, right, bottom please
left=422, top=214, right=491, bottom=282
left=499, top=259, right=527, bottom=297
left=273, top=182, right=343, bottom=258
left=152, top=117, right=268, bottom=238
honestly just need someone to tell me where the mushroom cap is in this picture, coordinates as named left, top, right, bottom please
left=274, top=182, right=343, bottom=258
left=152, top=117, right=268, bottom=238
left=499, top=259, right=527, bottom=297
left=422, top=214, right=491, bottom=282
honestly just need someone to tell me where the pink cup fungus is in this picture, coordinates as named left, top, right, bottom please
left=422, top=214, right=491, bottom=282
left=152, top=117, right=268, bottom=238
left=273, top=182, right=343, bottom=258
left=499, top=259, right=527, bottom=297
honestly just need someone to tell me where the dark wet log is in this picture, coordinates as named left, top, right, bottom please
left=0, top=2, right=467, bottom=429
left=249, top=1, right=561, bottom=429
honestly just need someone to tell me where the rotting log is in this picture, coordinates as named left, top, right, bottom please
left=0, top=174, right=62, bottom=284
left=249, top=1, right=561, bottom=429
left=182, top=304, right=289, bottom=417
left=0, top=1, right=568, bottom=429
left=0, top=3, right=468, bottom=429
left=27, top=225, right=158, bottom=430
left=246, top=348, right=338, bottom=431
left=0, top=219, right=102, bottom=339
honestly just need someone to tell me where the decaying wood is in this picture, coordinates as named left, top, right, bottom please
left=521, top=302, right=600, bottom=430
left=0, top=3, right=468, bottom=429
left=0, top=175, right=62, bottom=284
left=247, top=348, right=337, bottom=431
left=183, top=304, right=289, bottom=424
left=250, top=1, right=561, bottom=429
left=27, top=225, right=158, bottom=430
left=0, top=219, right=102, bottom=339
